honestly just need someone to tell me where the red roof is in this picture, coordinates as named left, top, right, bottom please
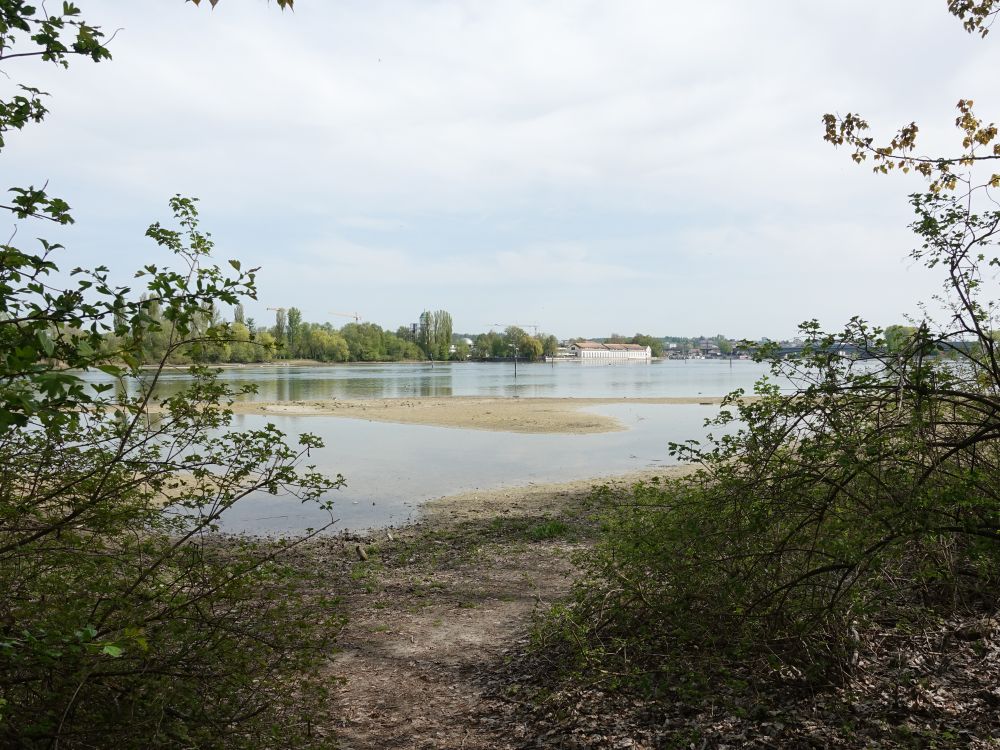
left=572, top=340, right=648, bottom=351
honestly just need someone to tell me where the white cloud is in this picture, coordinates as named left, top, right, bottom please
left=1, top=0, right=994, bottom=336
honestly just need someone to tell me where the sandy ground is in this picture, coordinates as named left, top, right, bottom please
left=324, top=468, right=686, bottom=749
left=229, top=396, right=729, bottom=434
left=420, top=465, right=693, bottom=524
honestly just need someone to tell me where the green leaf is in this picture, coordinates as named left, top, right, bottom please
left=37, top=330, right=54, bottom=356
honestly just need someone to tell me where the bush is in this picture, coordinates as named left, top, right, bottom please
left=544, top=96, right=1000, bottom=690
left=0, top=198, right=345, bottom=747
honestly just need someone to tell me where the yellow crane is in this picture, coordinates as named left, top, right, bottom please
left=329, top=311, right=363, bottom=323
left=491, top=322, right=540, bottom=336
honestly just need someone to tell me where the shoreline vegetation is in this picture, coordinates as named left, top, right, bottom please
left=226, top=396, right=733, bottom=434
left=312, top=463, right=1000, bottom=747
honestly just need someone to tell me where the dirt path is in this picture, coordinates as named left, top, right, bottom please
left=322, top=471, right=678, bottom=749
left=332, top=539, right=575, bottom=749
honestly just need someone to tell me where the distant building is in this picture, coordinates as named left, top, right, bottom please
left=569, top=341, right=651, bottom=360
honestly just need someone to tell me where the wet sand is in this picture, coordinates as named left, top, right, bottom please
left=228, top=396, right=730, bottom=434
left=419, top=465, right=695, bottom=525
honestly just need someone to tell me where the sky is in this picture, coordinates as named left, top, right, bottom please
left=3, top=1, right=997, bottom=340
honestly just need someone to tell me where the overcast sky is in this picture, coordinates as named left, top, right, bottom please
left=4, top=1, right=996, bottom=339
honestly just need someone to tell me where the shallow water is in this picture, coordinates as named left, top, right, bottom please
left=212, top=403, right=736, bottom=534
left=77, top=361, right=766, bottom=534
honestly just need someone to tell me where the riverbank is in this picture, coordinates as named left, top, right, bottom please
left=228, top=395, right=731, bottom=434
left=315, top=467, right=681, bottom=748
left=300, top=466, right=1000, bottom=749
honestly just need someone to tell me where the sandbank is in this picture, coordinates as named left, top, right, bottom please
left=228, top=395, right=730, bottom=434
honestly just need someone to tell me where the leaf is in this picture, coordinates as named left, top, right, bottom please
left=37, top=330, right=54, bottom=356
left=101, top=645, right=123, bottom=657
left=97, top=363, right=124, bottom=378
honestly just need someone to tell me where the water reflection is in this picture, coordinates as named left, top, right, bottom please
left=79, top=360, right=778, bottom=402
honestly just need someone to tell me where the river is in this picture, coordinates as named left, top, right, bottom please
left=80, top=360, right=774, bottom=532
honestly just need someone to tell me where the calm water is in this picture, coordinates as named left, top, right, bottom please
left=213, top=403, right=735, bottom=534
left=77, top=361, right=773, bottom=533
left=84, top=359, right=779, bottom=401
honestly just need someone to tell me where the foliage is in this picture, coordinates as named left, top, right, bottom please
left=629, top=333, right=664, bottom=358
left=1, top=3, right=343, bottom=747
left=472, top=326, right=552, bottom=361
left=417, top=309, right=453, bottom=360
left=2, top=199, right=345, bottom=748
left=189, top=0, right=294, bottom=8
left=545, top=11, right=1000, bottom=693
left=948, top=0, right=1000, bottom=37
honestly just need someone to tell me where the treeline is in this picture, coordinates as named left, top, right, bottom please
left=471, top=326, right=559, bottom=360
left=116, top=304, right=464, bottom=365
left=119, top=302, right=743, bottom=366
left=121, top=303, right=576, bottom=365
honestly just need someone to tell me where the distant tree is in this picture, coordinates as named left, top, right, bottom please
left=432, top=310, right=453, bottom=360
left=884, top=324, right=919, bottom=353
left=714, top=334, right=734, bottom=355
left=254, top=329, right=276, bottom=354
left=630, top=333, right=664, bottom=357
left=416, top=309, right=453, bottom=360
left=474, top=331, right=502, bottom=359
left=228, top=321, right=255, bottom=362
left=273, top=307, right=287, bottom=349
left=233, top=302, right=246, bottom=325
left=303, top=327, right=350, bottom=361
left=542, top=334, right=560, bottom=357
left=503, top=326, right=527, bottom=356
left=417, top=310, right=433, bottom=358
left=286, top=306, right=303, bottom=352
left=520, top=336, right=544, bottom=360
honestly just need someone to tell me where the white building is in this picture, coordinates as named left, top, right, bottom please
left=569, top=341, right=651, bottom=360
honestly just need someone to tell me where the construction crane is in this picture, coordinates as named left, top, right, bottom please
left=491, top=322, right=540, bottom=336
left=329, top=311, right=363, bottom=323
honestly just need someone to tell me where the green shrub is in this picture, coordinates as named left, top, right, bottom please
left=528, top=519, right=571, bottom=541
left=0, top=199, right=345, bottom=748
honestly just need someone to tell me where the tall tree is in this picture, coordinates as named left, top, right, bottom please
left=287, top=306, right=303, bottom=352
left=432, top=309, right=453, bottom=360
left=417, top=310, right=433, bottom=358
left=273, top=307, right=288, bottom=348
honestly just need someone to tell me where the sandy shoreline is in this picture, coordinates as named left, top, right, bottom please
left=229, top=395, right=729, bottom=434
left=418, top=465, right=694, bottom=526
